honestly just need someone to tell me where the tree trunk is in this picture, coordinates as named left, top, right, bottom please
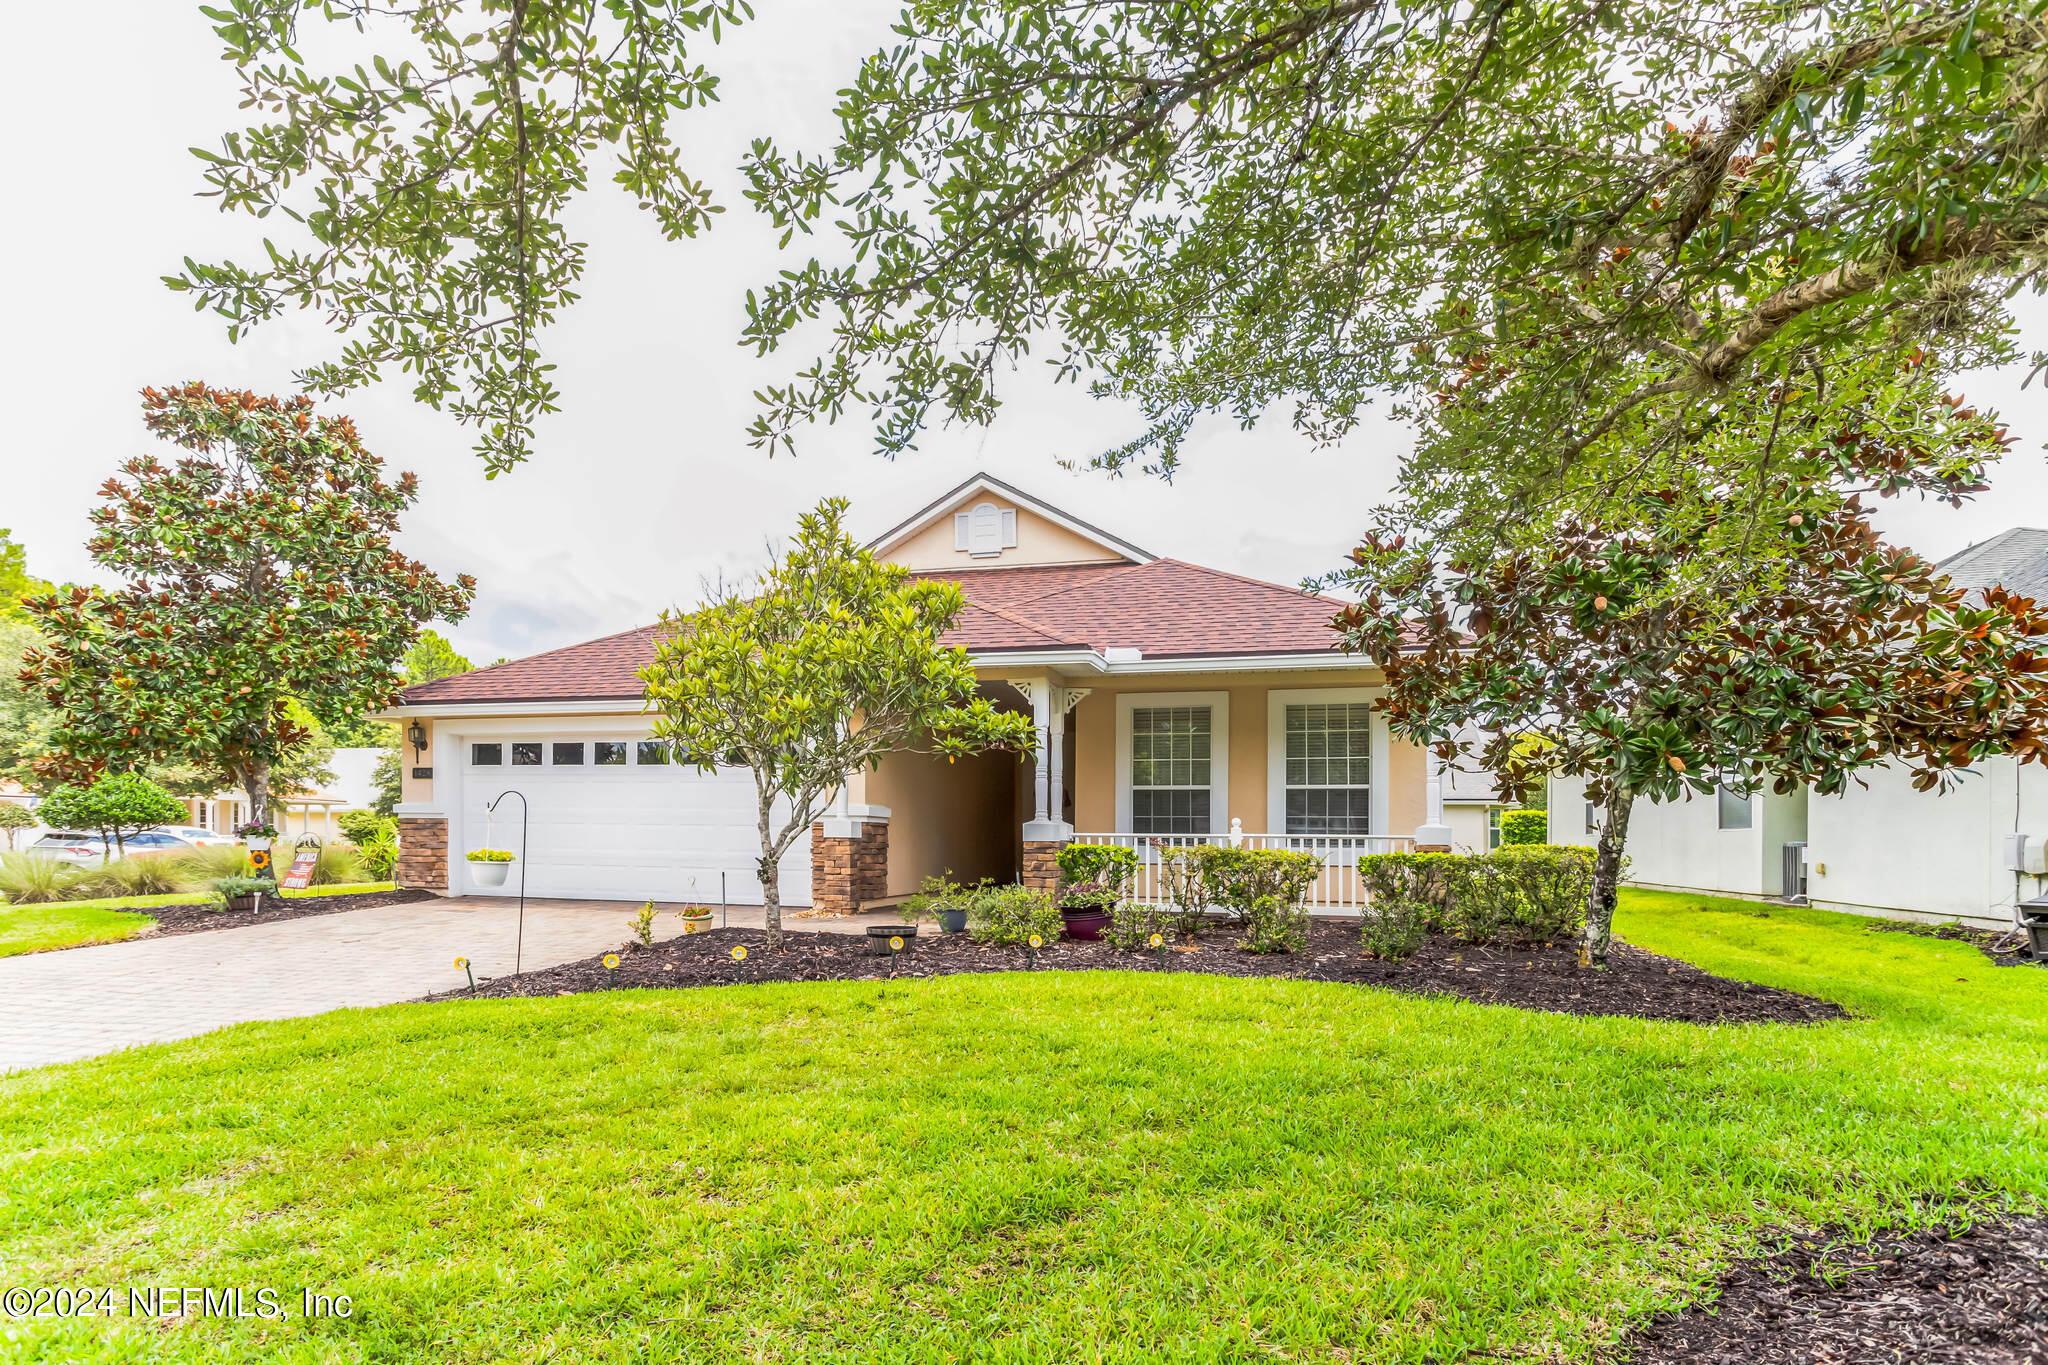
left=242, top=759, right=274, bottom=890
left=1580, top=783, right=1634, bottom=967
left=756, top=789, right=782, bottom=950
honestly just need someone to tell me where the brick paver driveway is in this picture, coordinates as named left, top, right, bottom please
left=0, top=897, right=895, bottom=1074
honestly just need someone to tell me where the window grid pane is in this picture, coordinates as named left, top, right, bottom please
left=595, top=741, right=627, bottom=766
left=637, top=740, right=671, bottom=765
left=470, top=743, right=502, bottom=766
left=1131, top=706, right=1213, bottom=834
left=552, top=742, right=584, bottom=766
left=511, top=742, right=542, bottom=766
left=1283, top=702, right=1372, bottom=835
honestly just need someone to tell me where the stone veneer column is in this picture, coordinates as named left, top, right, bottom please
left=396, top=817, right=449, bottom=890
left=1021, top=840, right=1064, bottom=896
left=810, top=806, right=891, bottom=915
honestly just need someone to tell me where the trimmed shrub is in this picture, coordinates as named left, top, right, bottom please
left=1359, top=892, right=1426, bottom=960
left=1240, top=893, right=1310, bottom=955
left=1156, top=846, right=1213, bottom=938
left=1101, top=901, right=1174, bottom=951
left=1498, top=809, right=1548, bottom=846
left=0, top=852, right=86, bottom=905
left=1193, top=847, right=1322, bottom=926
left=968, top=883, right=1063, bottom=946
left=1358, top=852, right=1470, bottom=934
left=1486, top=844, right=1593, bottom=942
left=1055, top=843, right=1137, bottom=895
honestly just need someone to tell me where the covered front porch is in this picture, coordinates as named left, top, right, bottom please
left=816, top=666, right=1447, bottom=913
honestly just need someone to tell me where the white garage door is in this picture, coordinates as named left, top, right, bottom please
left=451, top=735, right=811, bottom=905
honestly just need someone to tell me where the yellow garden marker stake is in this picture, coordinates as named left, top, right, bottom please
left=731, top=943, right=747, bottom=984
left=455, top=956, right=475, bottom=995
left=1151, top=932, right=1166, bottom=972
left=889, top=935, right=904, bottom=978
left=1027, top=933, right=1042, bottom=971
left=603, top=953, right=620, bottom=989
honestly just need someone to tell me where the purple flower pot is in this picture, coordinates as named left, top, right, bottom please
left=1060, top=908, right=1111, bottom=941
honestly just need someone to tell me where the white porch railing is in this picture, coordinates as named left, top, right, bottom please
left=1067, top=829, right=1414, bottom=913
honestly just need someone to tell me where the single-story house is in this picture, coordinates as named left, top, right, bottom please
left=381, top=473, right=1456, bottom=909
left=182, top=747, right=388, bottom=843
left=1548, top=525, right=2048, bottom=931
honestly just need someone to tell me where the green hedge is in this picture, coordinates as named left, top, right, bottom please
left=1358, top=846, right=1593, bottom=959
left=1498, top=809, right=1547, bottom=845
left=1054, top=843, right=1138, bottom=893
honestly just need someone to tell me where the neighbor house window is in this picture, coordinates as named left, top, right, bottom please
left=637, top=740, right=671, bottom=765
left=552, top=742, right=584, bottom=766
left=1717, top=786, right=1753, bottom=830
left=594, top=741, right=627, bottom=766
left=1283, top=702, right=1372, bottom=835
left=1585, top=801, right=1598, bottom=835
left=1131, top=706, right=1212, bottom=834
left=471, top=743, right=502, bottom=766
left=1487, top=806, right=1503, bottom=850
left=512, top=742, right=542, bottom=766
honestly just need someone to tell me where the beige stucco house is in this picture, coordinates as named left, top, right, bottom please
left=382, top=475, right=1447, bottom=910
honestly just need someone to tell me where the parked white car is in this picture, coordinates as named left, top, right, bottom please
left=26, top=826, right=240, bottom=865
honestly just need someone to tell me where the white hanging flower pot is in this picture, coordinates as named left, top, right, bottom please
left=468, top=850, right=516, bottom=889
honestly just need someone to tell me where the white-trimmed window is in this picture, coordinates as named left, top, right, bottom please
left=1116, top=691, right=1229, bottom=835
left=1281, top=701, right=1373, bottom=835
left=1131, top=706, right=1213, bottom=834
left=1265, top=688, right=1387, bottom=839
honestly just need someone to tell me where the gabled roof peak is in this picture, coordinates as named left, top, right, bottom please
left=868, top=471, right=1156, bottom=567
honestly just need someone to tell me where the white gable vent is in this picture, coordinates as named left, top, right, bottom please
left=954, top=501, right=1018, bottom=558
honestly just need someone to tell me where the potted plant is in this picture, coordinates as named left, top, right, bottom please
left=466, top=847, right=516, bottom=888
left=901, top=873, right=977, bottom=934
left=1056, top=876, right=1119, bottom=941
left=679, top=906, right=715, bottom=934
left=212, top=875, right=272, bottom=913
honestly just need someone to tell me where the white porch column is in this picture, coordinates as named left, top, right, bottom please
left=1416, top=748, right=1453, bottom=851
left=1006, top=676, right=1074, bottom=844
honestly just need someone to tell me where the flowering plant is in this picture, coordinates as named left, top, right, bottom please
left=234, top=820, right=279, bottom=839
left=465, top=848, right=516, bottom=863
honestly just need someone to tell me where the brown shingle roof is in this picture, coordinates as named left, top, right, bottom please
left=399, top=560, right=1345, bottom=705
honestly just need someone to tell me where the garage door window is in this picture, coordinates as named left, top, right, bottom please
left=637, top=741, right=671, bottom=765
left=512, top=742, right=542, bottom=766
left=553, top=742, right=585, bottom=765
left=595, top=741, right=627, bottom=766
left=471, top=743, right=502, bottom=766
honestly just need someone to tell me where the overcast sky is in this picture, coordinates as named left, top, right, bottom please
left=3, top=3, right=2044, bottom=667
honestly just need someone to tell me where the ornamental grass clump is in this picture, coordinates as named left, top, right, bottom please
left=307, top=845, right=367, bottom=886
left=967, top=884, right=1061, bottom=946
left=82, top=854, right=196, bottom=899
left=0, top=852, right=86, bottom=905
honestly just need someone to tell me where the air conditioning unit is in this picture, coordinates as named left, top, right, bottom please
left=2003, top=833, right=2048, bottom=875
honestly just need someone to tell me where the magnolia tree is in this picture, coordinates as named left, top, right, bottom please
left=36, top=773, right=186, bottom=861
left=1338, top=491, right=2048, bottom=965
left=21, top=384, right=475, bottom=821
left=642, top=498, right=1034, bottom=948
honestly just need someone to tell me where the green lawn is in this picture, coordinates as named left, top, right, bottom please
left=0, top=891, right=2041, bottom=1363
left=0, top=884, right=398, bottom=959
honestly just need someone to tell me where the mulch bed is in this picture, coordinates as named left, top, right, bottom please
left=103, top=887, right=437, bottom=941
left=1623, top=1211, right=2048, bottom=1363
left=429, top=918, right=1843, bottom=1024
left=1870, top=918, right=2045, bottom=969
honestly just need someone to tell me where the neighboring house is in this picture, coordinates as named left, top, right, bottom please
left=1441, top=732, right=1520, bottom=853
left=381, top=473, right=1453, bottom=909
left=1548, top=526, right=2048, bottom=931
left=0, top=777, right=43, bottom=850
left=182, top=746, right=389, bottom=843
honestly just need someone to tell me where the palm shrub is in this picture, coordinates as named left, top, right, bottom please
left=0, top=852, right=86, bottom=904
left=967, top=883, right=1062, bottom=946
left=355, top=830, right=399, bottom=880
left=1498, top=810, right=1548, bottom=846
